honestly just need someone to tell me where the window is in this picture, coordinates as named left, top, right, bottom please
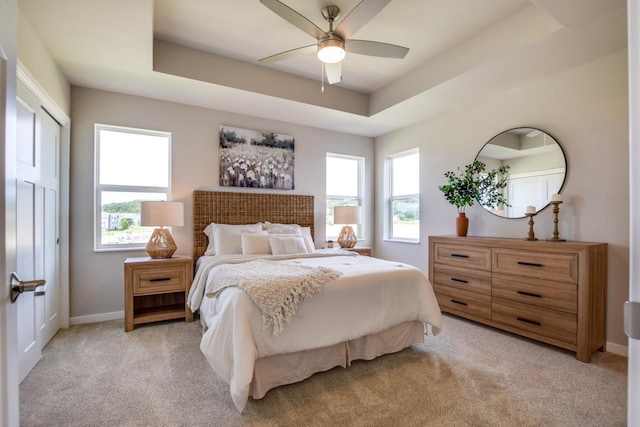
left=95, top=124, right=171, bottom=251
left=388, top=149, right=419, bottom=241
left=326, top=153, right=364, bottom=240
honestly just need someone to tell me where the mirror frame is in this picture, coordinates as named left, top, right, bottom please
left=475, top=127, right=568, bottom=219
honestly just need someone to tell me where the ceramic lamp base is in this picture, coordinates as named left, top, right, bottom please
left=337, top=225, right=357, bottom=248
left=146, top=227, right=177, bottom=258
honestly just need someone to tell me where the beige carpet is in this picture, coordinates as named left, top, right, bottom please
left=20, top=314, right=627, bottom=426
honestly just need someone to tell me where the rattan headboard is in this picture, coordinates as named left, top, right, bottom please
left=193, top=190, right=315, bottom=259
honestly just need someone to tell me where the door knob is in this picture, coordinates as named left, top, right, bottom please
left=10, top=272, right=46, bottom=303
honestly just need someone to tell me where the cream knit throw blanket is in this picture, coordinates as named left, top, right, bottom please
left=206, top=259, right=342, bottom=335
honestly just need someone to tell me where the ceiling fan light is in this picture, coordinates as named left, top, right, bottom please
left=317, top=39, right=345, bottom=64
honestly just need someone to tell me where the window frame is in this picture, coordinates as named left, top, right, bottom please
left=387, top=148, right=420, bottom=243
left=326, top=153, right=365, bottom=241
left=94, top=124, right=172, bottom=252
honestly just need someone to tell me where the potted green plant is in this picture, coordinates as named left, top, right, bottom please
left=438, top=160, right=510, bottom=236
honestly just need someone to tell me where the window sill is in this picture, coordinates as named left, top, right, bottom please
left=383, top=238, right=421, bottom=244
left=94, top=247, right=147, bottom=253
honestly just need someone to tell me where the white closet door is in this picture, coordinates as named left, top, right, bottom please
left=16, top=81, right=61, bottom=382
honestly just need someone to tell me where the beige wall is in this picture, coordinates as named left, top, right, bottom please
left=69, top=87, right=374, bottom=320
left=17, top=11, right=70, bottom=115
left=375, top=49, right=629, bottom=347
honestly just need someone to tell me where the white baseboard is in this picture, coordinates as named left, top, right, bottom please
left=69, top=311, right=124, bottom=325
left=606, top=341, right=628, bottom=358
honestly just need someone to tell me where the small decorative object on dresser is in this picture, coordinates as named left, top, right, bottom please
left=124, top=256, right=194, bottom=332
left=524, top=206, right=538, bottom=241
left=429, top=236, right=607, bottom=362
left=547, top=194, right=566, bottom=242
left=438, top=160, right=510, bottom=236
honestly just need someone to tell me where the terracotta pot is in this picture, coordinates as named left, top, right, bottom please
left=456, top=212, right=469, bottom=236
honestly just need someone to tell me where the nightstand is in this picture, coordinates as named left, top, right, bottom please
left=344, top=246, right=372, bottom=256
left=124, top=255, right=194, bottom=332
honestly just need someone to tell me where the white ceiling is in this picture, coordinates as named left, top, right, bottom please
left=19, top=0, right=627, bottom=137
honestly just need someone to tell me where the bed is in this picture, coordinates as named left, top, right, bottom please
left=188, top=190, right=442, bottom=411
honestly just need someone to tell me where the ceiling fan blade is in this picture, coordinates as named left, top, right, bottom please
left=325, top=62, right=342, bottom=84
left=345, top=39, right=409, bottom=58
left=259, top=44, right=317, bottom=64
left=260, top=0, right=328, bottom=40
left=334, top=0, right=391, bottom=39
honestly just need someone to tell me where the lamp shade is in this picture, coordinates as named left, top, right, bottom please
left=140, top=201, right=184, bottom=227
left=334, top=206, right=361, bottom=225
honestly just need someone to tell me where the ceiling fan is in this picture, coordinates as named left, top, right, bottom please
left=259, top=0, right=409, bottom=85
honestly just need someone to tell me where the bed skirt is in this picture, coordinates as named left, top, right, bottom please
left=248, top=320, right=425, bottom=399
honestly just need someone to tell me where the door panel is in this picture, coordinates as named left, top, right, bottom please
left=16, top=179, right=40, bottom=382
left=40, top=110, right=60, bottom=345
left=15, top=80, right=60, bottom=382
left=16, top=84, right=41, bottom=382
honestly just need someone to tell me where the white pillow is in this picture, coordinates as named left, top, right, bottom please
left=268, top=235, right=310, bottom=255
left=203, top=223, right=217, bottom=256
left=263, top=222, right=300, bottom=234
left=241, top=232, right=272, bottom=255
left=203, top=223, right=263, bottom=255
left=262, top=222, right=315, bottom=252
left=299, top=226, right=316, bottom=252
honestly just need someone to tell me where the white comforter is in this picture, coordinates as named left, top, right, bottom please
left=188, top=251, right=442, bottom=411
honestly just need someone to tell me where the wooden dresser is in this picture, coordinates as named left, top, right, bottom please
left=428, top=236, right=607, bottom=362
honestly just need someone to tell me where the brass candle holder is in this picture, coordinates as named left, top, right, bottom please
left=525, top=212, right=538, bottom=241
left=546, top=201, right=566, bottom=242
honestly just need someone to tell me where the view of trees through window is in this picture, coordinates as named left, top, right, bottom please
left=389, top=150, right=420, bottom=241
left=95, top=125, right=171, bottom=249
left=326, top=154, right=363, bottom=240
left=99, top=192, right=166, bottom=246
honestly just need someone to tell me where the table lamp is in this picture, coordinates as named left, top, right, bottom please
left=334, top=206, right=361, bottom=248
left=140, top=201, right=184, bottom=258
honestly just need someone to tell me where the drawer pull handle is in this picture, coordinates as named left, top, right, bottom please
left=517, top=290, right=542, bottom=298
left=517, top=261, right=543, bottom=267
left=517, top=317, right=541, bottom=326
left=451, top=278, right=468, bottom=284
left=149, top=277, right=171, bottom=282
left=451, top=254, right=469, bottom=259
left=450, top=299, right=468, bottom=306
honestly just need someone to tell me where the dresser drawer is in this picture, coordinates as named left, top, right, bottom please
left=492, top=299, right=576, bottom=344
left=492, top=249, right=578, bottom=283
left=492, top=274, right=577, bottom=314
left=133, top=266, right=187, bottom=294
left=433, top=265, right=491, bottom=295
left=434, top=285, right=491, bottom=320
left=433, top=243, right=491, bottom=271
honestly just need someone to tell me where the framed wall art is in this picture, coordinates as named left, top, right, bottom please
left=219, top=125, right=295, bottom=190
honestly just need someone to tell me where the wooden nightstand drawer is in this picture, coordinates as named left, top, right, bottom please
left=133, top=266, right=187, bottom=294
left=433, top=243, right=491, bottom=271
left=492, top=249, right=578, bottom=283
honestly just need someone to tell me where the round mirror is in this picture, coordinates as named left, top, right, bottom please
left=475, top=128, right=567, bottom=218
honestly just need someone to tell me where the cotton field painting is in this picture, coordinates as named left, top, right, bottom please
left=219, top=126, right=295, bottom=190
